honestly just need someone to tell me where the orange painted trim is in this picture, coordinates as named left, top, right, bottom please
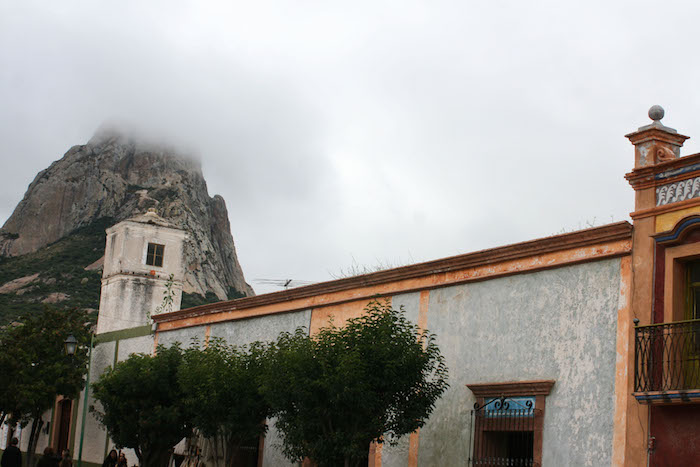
left=368, top=441, right=382, bottom=467
left=309, top=299, right=379, bottom=336
left=663, top=243, right=700, bottom=324
left=630, top=197, right=700, bottom=220
left=417, top=291, right=429, bottom=333
left=156, top=238, right=631, bottom=332
left=403, top=292, right=430, bottom=466
left=611, top=256, right=632, bottom=466
left=204, top=325, right=211, bottom=347
left=407, top=430, right=420, bottom=467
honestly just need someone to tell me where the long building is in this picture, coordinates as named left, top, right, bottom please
left=4, top=107, right=699, bottom=466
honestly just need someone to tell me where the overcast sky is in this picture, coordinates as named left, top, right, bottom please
left=2, top=1, right=700, bottom=294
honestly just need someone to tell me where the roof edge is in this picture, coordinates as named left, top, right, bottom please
left=154, top=221, right=632, bottom=324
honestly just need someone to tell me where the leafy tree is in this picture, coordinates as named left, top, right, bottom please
left=261, top=300, right=449, bottom=467
left=178, top=339, right=270, bottom=467
left=0, top=307, right=90, bottom=467
left=91, top=345, right=191, bottom=467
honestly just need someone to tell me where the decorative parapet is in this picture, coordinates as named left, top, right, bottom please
left=656, top=176, right=700, bottom=206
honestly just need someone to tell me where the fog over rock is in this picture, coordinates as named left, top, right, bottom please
left=0, top=127, right=253, bottom=300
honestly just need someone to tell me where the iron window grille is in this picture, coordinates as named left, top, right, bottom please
left=468, top=396, right=540, bottom=467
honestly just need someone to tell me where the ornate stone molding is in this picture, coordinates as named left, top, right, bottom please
left=656, top=176, right=700, bottom=206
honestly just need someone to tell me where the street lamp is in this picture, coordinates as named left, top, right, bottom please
left=65, top=333, right=95, bottom=467
left=64, top=335, right=78, bottom=357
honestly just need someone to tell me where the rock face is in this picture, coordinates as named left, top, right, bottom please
left=0, top=127, right=253, bottom=300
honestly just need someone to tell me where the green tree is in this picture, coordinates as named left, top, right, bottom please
left=261, top=300, right=449, bottom=467
left=0, top=307, right=90, bottom=467
left=178, top=339, right=270, bottom=467
left=91, top=345, right=191, bottom=467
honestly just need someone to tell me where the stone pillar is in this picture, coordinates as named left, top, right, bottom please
left=626, top=105, right=689, bottom=172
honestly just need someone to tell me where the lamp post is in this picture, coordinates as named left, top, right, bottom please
left=64, top=335, right=78, bottom=356
left=65, top=333, right=94, bottom=467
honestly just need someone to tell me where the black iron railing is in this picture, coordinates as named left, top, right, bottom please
left=635, top=319, right=700, bottom=392
left=468, top=397, right=538, bottom=467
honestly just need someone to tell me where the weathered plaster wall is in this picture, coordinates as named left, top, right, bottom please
left=209, top=309, right=311, bottom=346
left=416, top=259, right=622, bottom=467
left=116, top=335, right=154, bottom=360
left=379, top=292, right=420, bottom=467
left=73, top=341, right=116, bottom=465
left=157, top=324, right=206, bottom=348
left=103, top=222, right=186, bottom=281
left=97, top=276, right=183, bottom=334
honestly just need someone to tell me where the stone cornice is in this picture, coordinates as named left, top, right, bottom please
left=630, top=197, right=700, bottom=220
left=625, top=152, right=700, bottom=190
left=625, top=127, right=689, bottom=146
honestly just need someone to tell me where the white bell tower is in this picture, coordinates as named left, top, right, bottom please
left=96, top=209, right=187, bottom=334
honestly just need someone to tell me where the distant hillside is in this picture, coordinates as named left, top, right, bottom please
left=0, top=128, right=253, bottom=325
left=0, top=219, right=108, bottom=326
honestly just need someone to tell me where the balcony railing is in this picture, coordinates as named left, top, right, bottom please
left=635, top=319, right=700, bottom=393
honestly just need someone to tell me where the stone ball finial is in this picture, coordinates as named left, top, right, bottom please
left=649, top=105, right=665, bottom=122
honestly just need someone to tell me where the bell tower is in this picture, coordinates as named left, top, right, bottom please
left=96, top=209, right=187, bottom=334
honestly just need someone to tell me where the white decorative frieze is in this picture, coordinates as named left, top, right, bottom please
left=656, top=177, right=700, bottom=206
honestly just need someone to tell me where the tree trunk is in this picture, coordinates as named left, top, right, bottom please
left=211, top=435, right=221, bottom=467
left=225, top=442, right=241, bottom=467
left=141, top=448, right=171, bottom=467
left=26, top=415, right=44, bottom=467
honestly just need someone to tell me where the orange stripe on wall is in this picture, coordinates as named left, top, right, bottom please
left=611, top=256, right=631, bottom=466
left=408, top=429, right=420, bottom=467
left=204, top=325, right=211, bottom=347
left=418, top=290, right=430, bottom=333
left=309, top=298, right=388, bottom=335
left=368, top=441, right=382, bottom=467
left=406, top=291, right=430, bottom=466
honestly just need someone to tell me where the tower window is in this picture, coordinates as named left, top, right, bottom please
left=146, top=243, right=165, bottom=267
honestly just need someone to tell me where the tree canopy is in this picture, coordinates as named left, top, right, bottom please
left=261, top=300, right=449, bottom=467
left=0, top=306, right=90, bottom=465
left=178, top=338, right=270, bottom=467
left=91, top=301, right=449, bottom=467
left=91, top=344, right=191, bottom=467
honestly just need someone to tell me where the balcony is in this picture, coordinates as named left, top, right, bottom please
left=634, top=319, right=700, bottom=404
